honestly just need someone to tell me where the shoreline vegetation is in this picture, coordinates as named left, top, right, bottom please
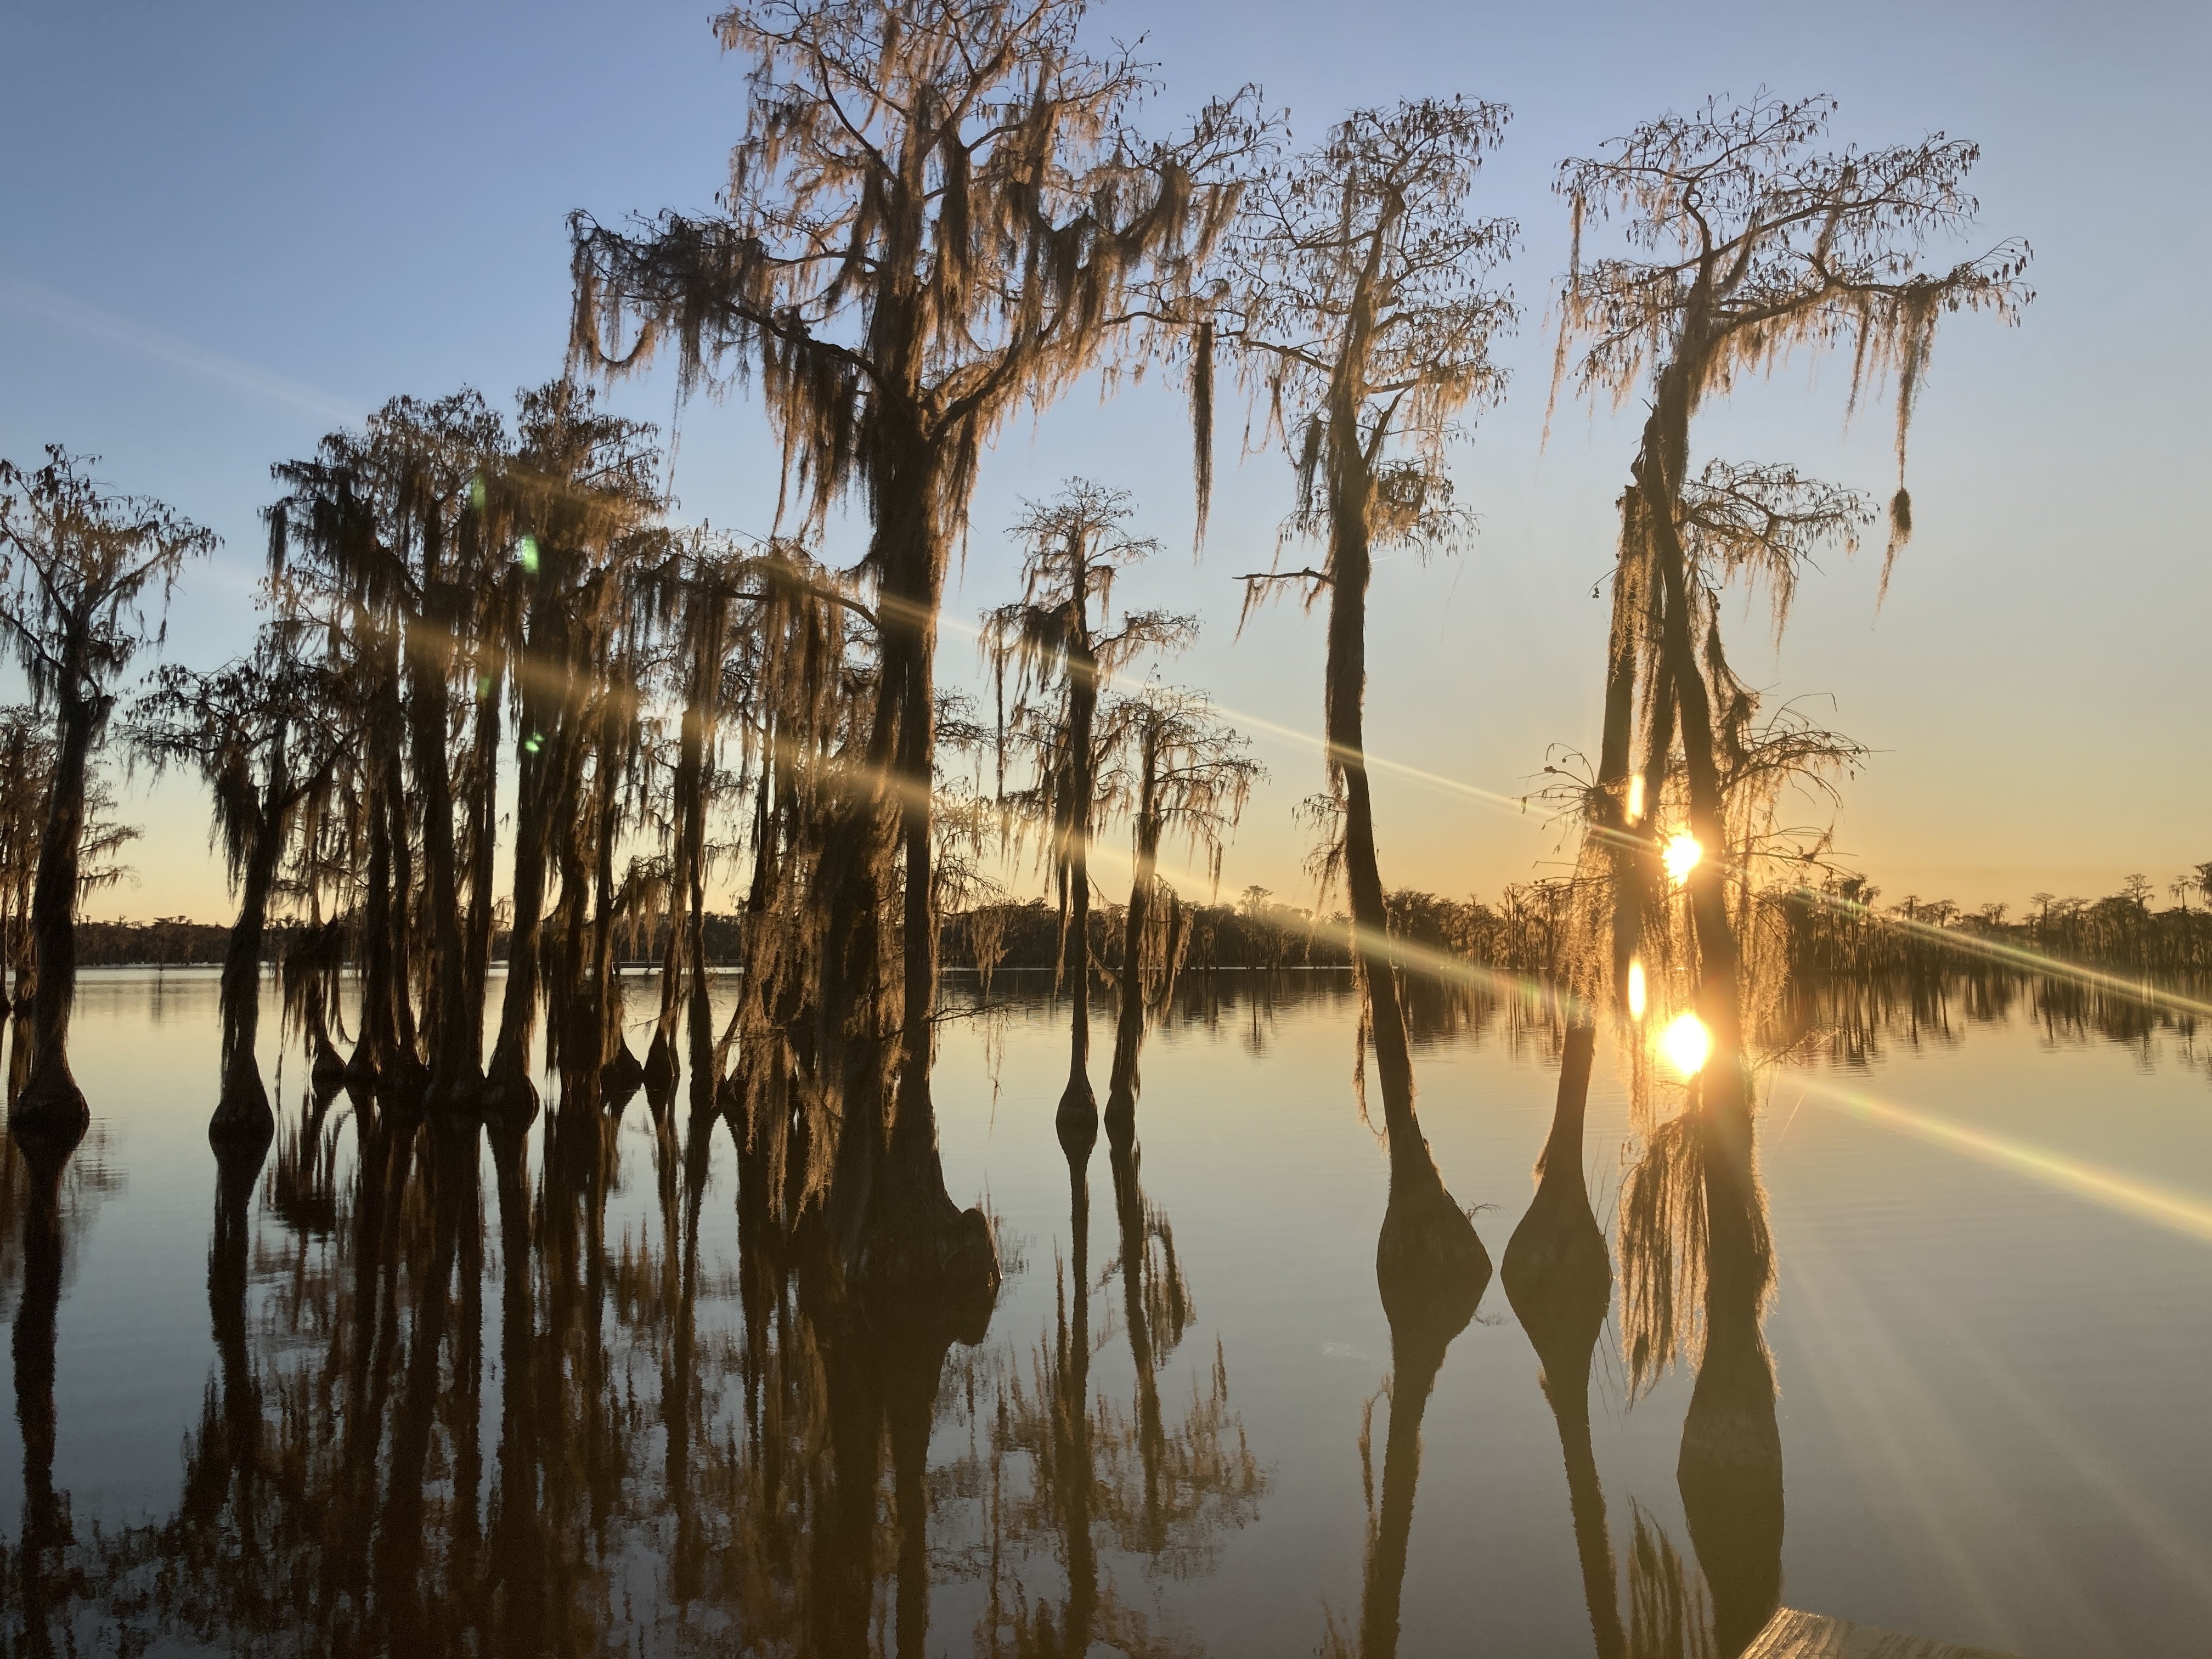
left=72, top=870, right=2212, bottom=983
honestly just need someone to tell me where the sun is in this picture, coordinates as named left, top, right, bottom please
left=1660, top=1012, right=1711, bottom=1077
left=1662, top=833, right=1702, bottom=885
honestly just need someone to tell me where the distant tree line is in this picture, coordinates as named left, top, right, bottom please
left=64, top=913, right=749, bottom=970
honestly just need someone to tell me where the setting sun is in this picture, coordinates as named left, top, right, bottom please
left=1660, top=1011, right=1712, bottom=1076
left=1662, top=833, right=1702, bottom=885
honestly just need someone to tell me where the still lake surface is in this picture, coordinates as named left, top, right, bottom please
left=4, top=966, right=2211, bottom=1656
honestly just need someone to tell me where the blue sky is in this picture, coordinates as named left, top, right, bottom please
left=2, top=0, right=2205, bottom=919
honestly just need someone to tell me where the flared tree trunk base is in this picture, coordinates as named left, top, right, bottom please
left=477, top=1065, right=542, bottom=1132
left=207, top=1066, right=275, bottom=1154
left=856, top=1180, right=1000, bottom=1345
left=642, top=1029, right=678, bottom=1105
left=425, top=1060, right=488, bottom=1121
left=1376, top=1161, right=1492, bottom=1333
left=601, top=1040, right=645, bottom=1114
left=1502, top=1173, right=1612, bottom=1313
left=1500, top=1193, right=1611, bottom=1387
left=9, top=1065, right=89, bottom=1174
left=310, top=1038, right=348, bottom=1093
left=346, top=1042, right=429, bottom=1099
left=1057, top=1075, right=1098, bottom=1163
left=1102, top=1074, right=1136, bottom=1144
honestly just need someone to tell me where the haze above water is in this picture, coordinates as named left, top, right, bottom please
left=3, top=968, right=2209, bottom=1657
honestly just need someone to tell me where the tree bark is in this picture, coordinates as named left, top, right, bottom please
left=12, top=677, right=99, bottom=1149
left=488, top=606, right=571, bottom=1114
left=1104, top=744, right=1161, bottom=1132
left=211, top=791, right=284, bottom=1147
left=404, top=603, right=479, bottom=1104
left=1321, top=398, right=1488, bottom=1306
left=1058, top=607, right=1099, bottom=1144
left=462, top=640, right=504, bottom=1052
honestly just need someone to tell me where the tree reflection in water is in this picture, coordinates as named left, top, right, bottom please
left=1502, top=983, right=1784, bottom=1659
left=8, top=1045, right=1263, bottom=1657
left=974, top=1112, right=1265, bottom=1656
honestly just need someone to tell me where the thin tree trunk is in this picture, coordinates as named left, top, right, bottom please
left=354, top=737, right=402, bottom=1079
left=488, top=611, right=569, bottom=1109
left=1104, top=764, right=1161, bottom=1130
left=212, top=793, right=285, bottom=1144
left=405, top=609, right=478, bottom=1102
left=649, top=615, right=718, bottom=1098
left=576, top=687, right=634, bottom=1093
left=13, top=680, right=97, bottom=1146
left=1059, top=619, right=1099, bottom=1142
left=462, top=641, right=504, bottom=1048
left=1322, top=410, right=1487, bottom=1304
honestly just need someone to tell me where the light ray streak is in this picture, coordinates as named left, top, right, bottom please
left=1799, top=1077, right=2212, bottom=1246
left=1791, top=885, right=2212, bottom=1022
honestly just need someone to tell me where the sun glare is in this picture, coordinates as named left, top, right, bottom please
left=1627, top=958, right=1647, bottom=1020
left=1624, top=774, right=1645, bottom=825
left=1660, top=1011, right=1711, bottom=1077
left=1662, top=833, right=1702, bottom=885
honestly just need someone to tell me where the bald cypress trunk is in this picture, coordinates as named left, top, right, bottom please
left=405, top=606, right=478, bottom=1106
left=647, top=622, right=715, bottom=1098
left=488, top=607, right=572, bottom=1114
left=1321, top=402, right=1488, bottom=1306
left=1057, top=592, right=1101, bottom=1141
left=212, top=790, right=285, bottom=1147
left=12, top=672, right=99, bottom=1148
left=847, top=447, right=994, bottom=1307
left=461, top=644, right=503, bottom=1052
left=1103, top=798, right=1159, bottom=1133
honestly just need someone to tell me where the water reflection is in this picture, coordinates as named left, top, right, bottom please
left=14, top=967, right=2164, bottom=1655
left=977, top=1115, right=1264, bottom=1654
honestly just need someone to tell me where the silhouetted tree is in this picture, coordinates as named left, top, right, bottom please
left=1226, top=98, right=1515, bottom=1304
left=984, top=481, right=1193, bottom=1144
left=128, top=629, right=352, bottom=1144
left=1554, top=92, right=2028, bottom=1211
left=571, top=0, right=1264, bottom=1293
left=0, top=447, right=211, bottom=1156
left=1097, top=685, right=1258, bottom=1132
left=479, top=380, right=663, bottom=1118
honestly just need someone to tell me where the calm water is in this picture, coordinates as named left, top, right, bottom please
left=4, top=967, right=2212, bottom=1656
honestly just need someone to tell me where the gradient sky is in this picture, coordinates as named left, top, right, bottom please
left=2, top=0, right=2205, bottom=923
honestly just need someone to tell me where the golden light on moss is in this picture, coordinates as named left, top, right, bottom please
left=1660, top=1011, right=1711, bottom=1077
left=1662, top=833, right=1702, bottom=885
left=1627, top=958, right=1648, bottom=1020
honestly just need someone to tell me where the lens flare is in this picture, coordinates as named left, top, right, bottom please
left=1660, top=1011, right=1710, bottom=1076
left=1627, top=958, right=1648, bottom=1020
left=1804, top=1079, right=2212, bottom=1248
left=1662, top=833, right=1702, bottom=885
left=1625, top=774, right=1646, bottom=825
